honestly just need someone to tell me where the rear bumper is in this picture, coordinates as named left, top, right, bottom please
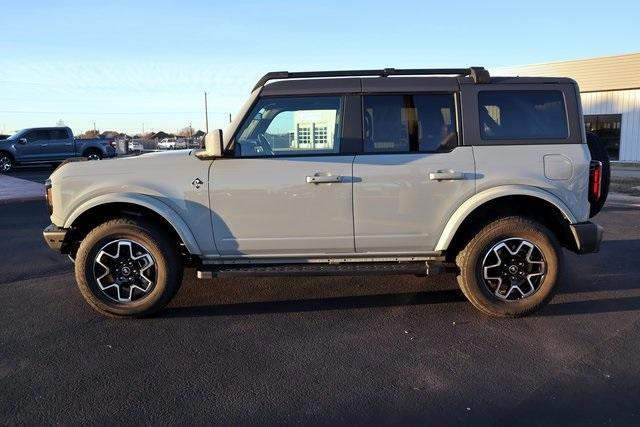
left=569, top=221, right=603, bottom=254
left=43, top=224, right=69, bottom=252
left=104, top=147, right=118, bottom=158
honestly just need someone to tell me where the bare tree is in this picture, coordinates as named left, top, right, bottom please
left=176, top=126, right=194, bottom=137
left=77, top=129, right=99, bottom=139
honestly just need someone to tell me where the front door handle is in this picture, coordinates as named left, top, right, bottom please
left=429, top=170, right=465, bottom=181
left=306, top=174, right=342, bottom=184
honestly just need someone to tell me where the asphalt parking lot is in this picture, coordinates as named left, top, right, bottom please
left=1, top=166, right=640, bottom=425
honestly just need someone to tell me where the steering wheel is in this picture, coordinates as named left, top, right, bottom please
left=257, top=134, right=274, bottom=156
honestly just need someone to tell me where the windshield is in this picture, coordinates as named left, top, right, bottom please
left=6, top=129, right=26, bottom=140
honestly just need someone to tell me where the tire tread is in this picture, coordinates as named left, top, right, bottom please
left=455, top=216, right=561, bottom=317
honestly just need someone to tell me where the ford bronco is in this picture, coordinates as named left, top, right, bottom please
left=42, top=67, right=606, bottom=318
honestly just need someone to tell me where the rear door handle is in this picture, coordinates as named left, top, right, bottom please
left=429, top=170, right=465, bottom=181
left=306, top=174, right=342, bottom=184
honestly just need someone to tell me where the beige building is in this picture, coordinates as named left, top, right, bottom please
left=292, top=109, right=336, bottom=150
left=493, top=53, right=640, bottom=162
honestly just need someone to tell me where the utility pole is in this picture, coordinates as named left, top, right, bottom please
left=229, top=113, right=232, bottom=123
left=93, top=122, right=96, bottom=131
left=204, top=91, right=209, bottom=133
left=142, top=123, right=145, bottom=135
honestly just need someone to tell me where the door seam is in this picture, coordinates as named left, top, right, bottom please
left=351, top=154, right=356, bottom=252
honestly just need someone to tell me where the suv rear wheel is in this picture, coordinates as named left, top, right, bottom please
left=455, top=216, right=562, bottom=317
left=75, top=218, right=183, bottom=317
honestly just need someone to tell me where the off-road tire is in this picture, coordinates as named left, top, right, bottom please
left=83, top=149, right=103, bottom=160
left=75, top=218, right=183, bottom=317
left=455, top=216, right=562, bottom=317
left=0, top=151, right=14, bottom=172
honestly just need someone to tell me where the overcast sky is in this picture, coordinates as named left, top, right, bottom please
left=1, top=0, right=638, bottom=135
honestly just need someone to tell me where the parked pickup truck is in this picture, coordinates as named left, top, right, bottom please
left=0, top=127, right=117, bottom=171
left=43, top=67, right=608, bottom=318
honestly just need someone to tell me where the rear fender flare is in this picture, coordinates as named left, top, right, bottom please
left=435, top=185, right=578, bottom=251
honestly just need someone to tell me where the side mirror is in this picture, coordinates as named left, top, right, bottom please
left=18, top=138, right=27, bottom=145
left=198, top=129, right=224, bottom=158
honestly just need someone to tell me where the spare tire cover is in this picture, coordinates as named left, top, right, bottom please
left=586, top=131, right=610, bottom=217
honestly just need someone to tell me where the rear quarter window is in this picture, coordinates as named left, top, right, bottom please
left=52, top=129, right=69, bottom=139
left=478, top=90, right=568, bottom=140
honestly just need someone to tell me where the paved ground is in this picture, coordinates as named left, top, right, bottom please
left=0, top=174, right=44, bottom=204
left=5, top=164, right=53, bottom=184
left=1, top=171, right=640, bottom=424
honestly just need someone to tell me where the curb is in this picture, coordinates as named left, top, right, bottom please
left=607, top=192, right=640, bottom=204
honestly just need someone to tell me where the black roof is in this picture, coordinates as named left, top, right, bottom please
left=259, top=75, right=578, bottom=96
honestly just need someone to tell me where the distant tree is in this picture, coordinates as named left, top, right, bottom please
left=176, top=126, right=194, bottom=137
left=78, top=129, right=100, bottom=139
left=56, top=119, right=66, bottom=127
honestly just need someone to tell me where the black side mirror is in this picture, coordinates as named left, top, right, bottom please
left=17, top=138, right=27, bottom=145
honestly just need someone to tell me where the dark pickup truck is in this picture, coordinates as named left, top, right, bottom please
left=0, top=126, right=117, bottom=172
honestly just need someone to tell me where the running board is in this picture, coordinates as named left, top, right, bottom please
left=196, top=261, right=446, bottom=279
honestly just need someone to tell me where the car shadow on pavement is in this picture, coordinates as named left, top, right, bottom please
left=539, top=295, right=640, bottom=317
left=161, top=288, right=467, bottom=318
left=537, top=238, right=640, bottom=317
left=162, top=237, right=639, bottom=319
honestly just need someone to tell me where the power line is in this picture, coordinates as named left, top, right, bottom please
left=0, top=110, right=231, bottom=115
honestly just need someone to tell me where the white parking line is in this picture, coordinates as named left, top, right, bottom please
left=0, top=174, right=44, bottom=204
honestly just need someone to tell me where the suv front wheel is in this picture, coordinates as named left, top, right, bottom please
left=455, top=216, right=562, bottom=317
left=0, top=152, right=13, bottom=172
left=75, top=218, right=183, bottom=317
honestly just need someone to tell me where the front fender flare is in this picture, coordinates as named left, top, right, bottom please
left=64, top=192, right=202, bottom=255
left=435, top=185, right=578, bottom=252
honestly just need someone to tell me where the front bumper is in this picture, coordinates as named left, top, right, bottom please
left=569, top=221, right=604, bottom=254
left=43, top=224, right=69, bottom=252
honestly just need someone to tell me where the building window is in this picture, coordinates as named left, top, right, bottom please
left=313, top=126, right=328, bottom=146
left=584, top=114, right=622, bottom=160
left=296, top=125, right=312, bottom=146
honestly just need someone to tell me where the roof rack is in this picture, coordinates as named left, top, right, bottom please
left=252, top=66, right=490, bottom=91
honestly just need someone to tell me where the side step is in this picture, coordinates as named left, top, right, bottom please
left=197, top=261, right=446, bottom=279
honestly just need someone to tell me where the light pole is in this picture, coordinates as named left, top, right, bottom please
left=204, top=92, right=209, bottom=133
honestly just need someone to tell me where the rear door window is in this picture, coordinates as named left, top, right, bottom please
left=363, top=94, right=457, bottom=153
left=478, top=90, right=568, bottom=140
left=51, top=129, right=69, bottom=139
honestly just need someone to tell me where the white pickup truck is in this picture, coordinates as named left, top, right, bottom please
left=43, top=67, right=606, bottom=318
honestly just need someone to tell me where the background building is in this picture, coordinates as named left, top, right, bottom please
left=292, top=110, right=336, bottom=150
left=494, top=53, right=640, bottom=162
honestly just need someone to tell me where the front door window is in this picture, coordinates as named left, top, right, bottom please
left=235, top=96, right=342, bottom=156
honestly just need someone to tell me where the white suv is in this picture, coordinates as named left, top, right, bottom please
left=43, top=67, right=607, bottom=318
left=158, top=138, right=187, bottom=150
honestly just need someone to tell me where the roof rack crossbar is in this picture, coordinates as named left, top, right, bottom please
left=252, top=66, right=489, bottom=91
